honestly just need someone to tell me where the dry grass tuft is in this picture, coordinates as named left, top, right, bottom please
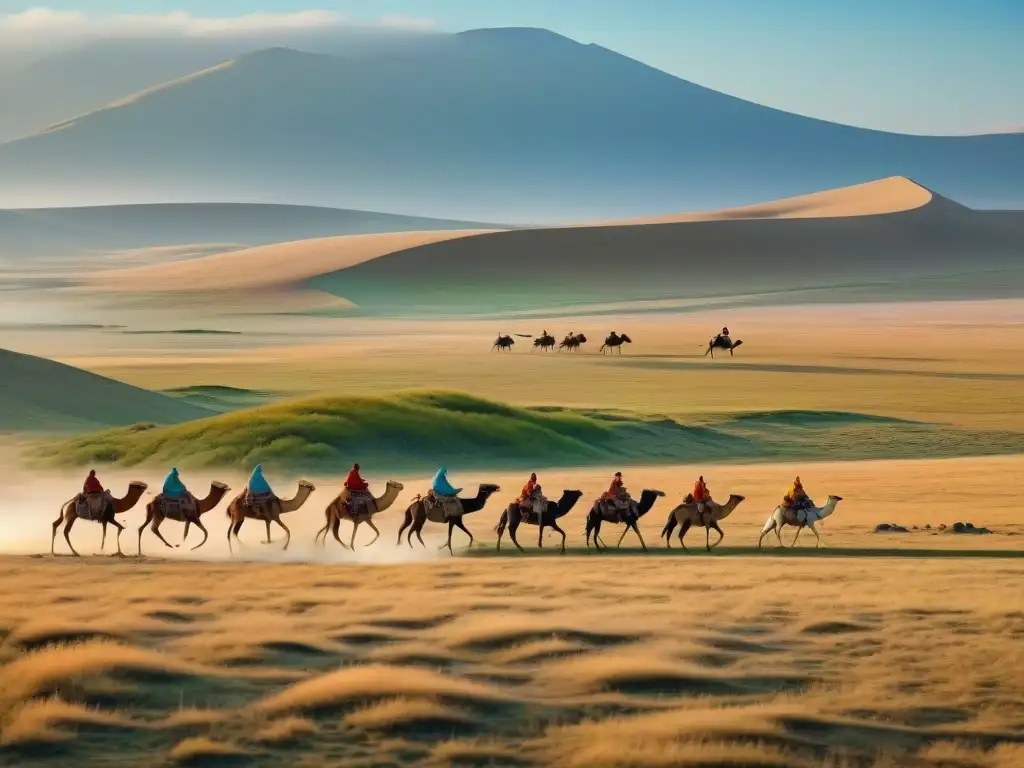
left=1, top=696, right=143, bottom=746
left=250, top=663, right=508, bottom=716
left=169, top=736, right=251, bottom=763
left=253, top=716, right=319, bottom=743
left=344, top=697, right=476, bottom=730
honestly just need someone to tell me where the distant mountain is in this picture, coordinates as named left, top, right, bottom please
left=0, top=202, right=501, bottom=261
left=0, top=348, right=211, bottom=431
left=0, top=29, right=442, bottom=143
left=0, top=28, right=1021, bottom=221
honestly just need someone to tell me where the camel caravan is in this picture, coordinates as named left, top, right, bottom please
left=492, top=325, right=746, bottom=357
left=51, top=461, right=842, bottom=558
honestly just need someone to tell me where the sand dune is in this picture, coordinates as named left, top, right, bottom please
left=593, top=176, right=939, bottom=225
left=89, top=229, right=496, bottom=293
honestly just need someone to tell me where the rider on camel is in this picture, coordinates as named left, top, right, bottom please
left=693, top=475, right=710, bottom=522
left=162, top=468, right=188, bottom=497
left=246, top=464, right=273, bottom=505
left=714, top=327, right=731, bottom=346
left=783, top=476, right=811, bottom=518
left=603, top=471, right=629, bottom=511
left=520, top=472, right=545, bottom=519
left=344, top=463, right=369, bottom=493
left=83, top=469, right=104, bottom=495
left=430, top=467, right=462, bottom=519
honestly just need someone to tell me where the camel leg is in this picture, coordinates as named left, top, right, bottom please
left=709, top=521, right=725, bottom=550
left=538, top=522, right=545, bottom=549
left=397, top=509, right=412, bottom=547
left=110, top=518, right=125, bottom=556
left=593, top=520, right=604, bottom=549
left=508, top=518, right=525, bottom=553
left=631, top=522, right=647, bottom=552
left=329, top=519, right=351, bottom=550
left=453, top=517, right=473, bottom=549
left=190, top=519, right=210, bottom=551
left=349, top=520, right=361, bottom=549
left=791, top=527, right=802, bottom=547
left=662, top=515, right=677, bottom=547
left=548, top=521, right=567, bottom=554
left=362, top=519, right=380, bottom=548
left=315, top=514, right=330, bottom=546
left=51, top=507, right=67, bottom=555
left=151, top=518, right=178, bottom=550
left=228, top=519, right=245, bottom=554
left=262, top=519, right=273, bottom=545
left=272, top=515, right=291, bottom=551
left=440, top=520, right=455, bottom=555
left=182, top=520, right=191, bottom=544
left=100, top=521, right=108, bottom=552
left=758, top=518, right=776, bottom=550
left=63, top=517, right=81, bottom=557
left=679, top=519, right=692, bottom=551
left=809, top=523, right=825, bottom=548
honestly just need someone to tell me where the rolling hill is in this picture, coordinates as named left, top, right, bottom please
left=0, top=28, right=1020, bottom=222
left=0, top=348, right=212, bottom=431
left=0, top=203, right=501, bottom=262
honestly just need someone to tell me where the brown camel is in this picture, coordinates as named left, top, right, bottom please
left=51, top=481, right=149, bottom=557
left=315, top=480, right=405, bottom=549
left=397, top=484, right=501, bottom=555
left=225, top=480, right=316, bottom=553
left=660, top=493, right=746, bottom=551
left=137, top=481, right=231, bottom=555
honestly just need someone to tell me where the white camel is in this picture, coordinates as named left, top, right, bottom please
left=758, top=495, right=843, bottom=549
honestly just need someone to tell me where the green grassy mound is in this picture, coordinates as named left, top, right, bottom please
left=31, top=391, right=1024, bottom=472
left=0, top=347, right=212, bottom=432
left=162, top=385, right=280, bottom=413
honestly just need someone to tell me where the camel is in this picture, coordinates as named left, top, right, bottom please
left=758, top=495, right=844, bottom=549
left=225, top=480, right=316, bottom=553
left=315, top=480, right=405, bottom=549
left=660, top=493, right=746, bottom=551
left=706, top=337, right=743, bottom=358
left=136, top=481, right=231, bottom=555
left=600, top=332, right=632, bottom=354
left=492, top=334, right=514, bottom=351
left=533, top=333, right=556, bottom=351
left=396, top=483, right=501, bottom=555
left=557, top=333, right=587, bottom=352
left=51, top=481, right=149, bottom=557
left=584, top=488, right=665, bottom=551
left=494, top=489, right=584, bottom=554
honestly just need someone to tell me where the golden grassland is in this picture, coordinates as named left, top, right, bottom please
left=0, top=550, right=1021, bottom=767
left=47, top=300, right=1024, bottom=431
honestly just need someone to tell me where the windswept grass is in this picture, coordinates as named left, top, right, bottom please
left=30, top=390, right=1024, bottom=472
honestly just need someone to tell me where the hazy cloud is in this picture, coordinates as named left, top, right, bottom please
left=0, top=7, right=436, bottom=51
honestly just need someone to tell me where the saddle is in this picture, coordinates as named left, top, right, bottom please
left=158, top=493, right=198, bottom=518
left=599, top=492, right=632, bottom=517
left=76, top=492, right=110, bottom=521
left=243, top=490, right=276, bottom=512
left=346, top=489, right=377, bottom=516
left=426, top=492, right=462, bottom=518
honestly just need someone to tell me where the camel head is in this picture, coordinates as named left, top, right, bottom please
left=212, top=481, right=230, bottom=491
left=636, top=488, right=666, bottom=517
left=576, top=334, right=587, bottom=343
left=386, top=480, right=406, bottom=490
left=619, top=334, right=632, bottom=344
left=478, top=483, right=501, bottom=496
left=298, top=480, right=317, bottom=491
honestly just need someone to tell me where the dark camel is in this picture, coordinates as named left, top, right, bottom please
left=494, top=489, right=584, bottom=554
left=492, top=334, right=515, bottom=351
left=584, top=488, right=665, bottom=551
left=706, top=337, right=743, bottom=358
left=600, top=332, right=632, bottom=354
left=557, top=333, right=587, bottom=352
left=533, top=333, right=556, bottom=351
left=51, top=481, right=149, bottom=557
left=396, top=484, right=501, bottom=555
left=225, top=480, right=316, bottom=553
left=137, top=481, right=231, bottom=555
left=660, top=493, right=746, bottom=551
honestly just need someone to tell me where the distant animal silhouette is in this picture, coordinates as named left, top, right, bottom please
left=600, top=331, right=632, bottom=354
left=533, top=333, right=556, bottom=351
left=706, top=336, right=743, bottom=358
left=492, top=334, right=515, bottom=351
left=558, top=333, right=587, bottom=352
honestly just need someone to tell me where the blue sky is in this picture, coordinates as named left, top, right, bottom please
left=1, top=0, right=1021, bottom=134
